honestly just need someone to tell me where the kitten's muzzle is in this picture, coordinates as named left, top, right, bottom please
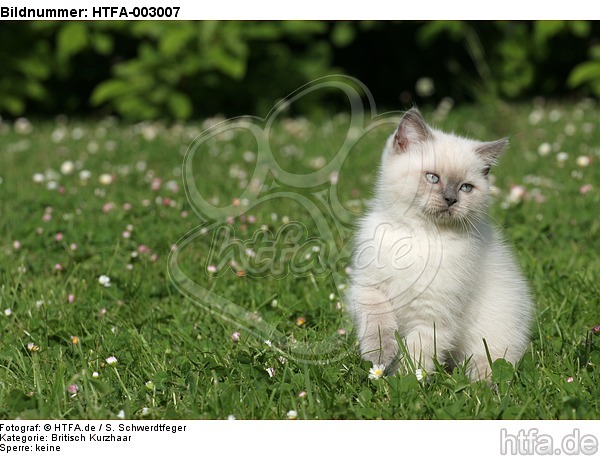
left=443, top=190, right=458, bottom=207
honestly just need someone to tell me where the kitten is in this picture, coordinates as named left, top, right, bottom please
left=347, top=108, right=533, bottom=380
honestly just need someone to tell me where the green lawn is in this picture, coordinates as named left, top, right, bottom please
left=1, top=100, right=599, bottom=419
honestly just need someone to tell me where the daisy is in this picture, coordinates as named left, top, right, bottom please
left=368, top=364, right=385, bottom=380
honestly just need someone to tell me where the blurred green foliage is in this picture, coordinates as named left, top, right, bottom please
left=1, top=21, right=599, bottom=120
left=416, top=21, right=594, bottom=100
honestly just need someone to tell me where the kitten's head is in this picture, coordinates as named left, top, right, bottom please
left=377, top=108, right=506, bottom=226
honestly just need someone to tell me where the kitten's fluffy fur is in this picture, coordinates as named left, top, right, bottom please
left=347, top=108, right=533, bottom=379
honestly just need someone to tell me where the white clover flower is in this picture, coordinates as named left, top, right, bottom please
left=99, top=173, right=113, bottom=185
left=368, top=364, right=385, bottom=380
left=14, top=117, right=33, bottom=135
left=537, top=142, right=551, bottom=157
left=576, top=155, right=591, bottom=167
left=4, top=308, right=12, bottom=316
left=71, top=127, right=85, bottom=140
left=106, top=356, right=118, bottom=365
left=528, top=110, right=543, bottom=125
left=32, top=173, right=45, bottom=183
left=548, top=109, right=562, bottom=122
left=286, top=410, right=298, bottom=420
left=79, top=170, right=91, bottom=181
left=116, top=410, right=125, bottom=419
left=264, top=340, right=273, bottom=347
left=564, top=123, right=576, bottom=136
left=98, top=275, right=111, bottom=287
left=507, top=185, right=527, bottom=204
left=60, top=160, right=75, bottom=175
left=265, top=367, right=275, bottom=378
left=415, top=77, right=435, bottom=97
left=415, top=369, right=424, bottom=381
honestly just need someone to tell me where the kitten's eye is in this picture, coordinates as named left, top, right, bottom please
left=425, top=173, right=440, bottom=184
left=460, top=183, right=473, bottom=193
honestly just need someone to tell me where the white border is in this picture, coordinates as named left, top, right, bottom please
left=1, top=0, right=593, bottom=20
left=1, top=420, right=599, bottom=456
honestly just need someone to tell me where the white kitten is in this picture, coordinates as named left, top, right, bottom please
left=347, top=108, right=533, bottom=380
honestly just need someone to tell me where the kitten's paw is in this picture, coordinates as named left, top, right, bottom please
left=466, top=357, right=493, bottom=381
left=360, top=343, right=398, bottom=369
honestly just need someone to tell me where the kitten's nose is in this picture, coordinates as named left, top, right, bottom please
left=445, top=196, right=458, bottom=207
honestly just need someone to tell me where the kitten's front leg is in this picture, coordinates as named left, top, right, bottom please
left=402, top=325, right=440, bottom=373
left=351, top=286, right=399, bottom=369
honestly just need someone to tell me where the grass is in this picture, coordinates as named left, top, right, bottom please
left=0, top=100, right=599, bottom=419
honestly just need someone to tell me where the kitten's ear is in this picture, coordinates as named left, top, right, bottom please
left=392, top=108, right=433, bottom=153
left=476, top=138, right=508, bottom=173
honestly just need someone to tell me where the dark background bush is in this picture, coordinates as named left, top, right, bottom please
left=2, top=20, right=600, bottom=120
